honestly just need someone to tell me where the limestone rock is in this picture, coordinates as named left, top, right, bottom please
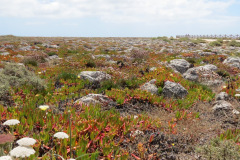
left=169, top=59, right=190, bottom=74
left=183, top=65, right=223, bottom=86
left=223, top=57, right=240, bottom=69
left=79, top=71, right=111, bottom=83
left=74, top=94, right=115, bottom=106
left=162, top=81, right=188, bottom=98
left=140, top=79, right=158, bottom=95
left=212, top=100, right=232, bottom=111
left=216, top=92, right=229, bottom=101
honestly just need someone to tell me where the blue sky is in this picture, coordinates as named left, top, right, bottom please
left=0, top=0, right=239, bottom=37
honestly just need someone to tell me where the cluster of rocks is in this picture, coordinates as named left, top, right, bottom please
left=166, top=58, right=223, bottom=87
left=212, top=92, right=240, bottom=116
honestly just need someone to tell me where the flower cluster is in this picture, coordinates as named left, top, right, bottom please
left=10, top=146, right=35, bottom=158
left=54, top=132, right=69, bottom=139
left=3, top=119, right=20, bottom=126
left=9, top=137, right=36, bottom=158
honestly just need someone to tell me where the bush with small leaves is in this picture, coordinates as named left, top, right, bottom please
left=196, top=138, right=240, bottom=160
left=0, top=63, right=45, bottom=104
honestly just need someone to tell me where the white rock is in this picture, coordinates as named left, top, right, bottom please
left=140, top=79, right=158, bottom=95
left=212, top=100, right=232, bottom=111
left=223, top=57, right=240, bottom=69
left=78, top=71, right=111, bottom=83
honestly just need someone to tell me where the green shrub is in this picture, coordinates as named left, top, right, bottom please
left=228, top=40, right=240, bottom=47
left=117, top=77, right=143, bottom=89
left=85, top=61, right=96, bottom=68
left=178, top=37, right=190, bottom=42
left=217, top=70, right=230, bottom=78
left=203, top=49, right=212, bottom=52
left=0, top=63, right=45, bottom=104
left=196, top=138, right=240, bottom=160
left=209, top=41, right=222, bottom=47
left=56, top=72, right=77, bottom=81
left=186, top=58, right=196, bottom=64
left=98, top=80, right=117, bottom=93
left=158, top=87, right=163, bottom=95
left=23, top=59, right=38, bottom=66
left=67, top=50, right=78, bottom=54
left=47, top=52, right=57, bottom=56
left=192, top=39, right=206, bottom=44
left=156, top=36, right=171, bottom=43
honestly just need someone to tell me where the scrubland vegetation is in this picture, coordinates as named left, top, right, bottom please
left=0, top=35, right=240, bottom=159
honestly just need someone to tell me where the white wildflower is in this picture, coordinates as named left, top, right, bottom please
left=68, top=159, right=76, bottom=160
left=235, top=94, right=240, bottom=97
left=0, top=156, right=12, bottom=160
left=17, top=137, right=36, bottom=146
left=53, top=132, right=69, bottom=139
left=39, top=105, right=49, bottom=111
left=10, top=146, right=35, bottom=158
left=3, top=119, right=20, bottom=126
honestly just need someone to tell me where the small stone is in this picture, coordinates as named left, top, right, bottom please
left=140, top=79, right=158, bottom=95
left=212, top=100, right=232, bottom=111
left=216, top=92, right=229, bottom=101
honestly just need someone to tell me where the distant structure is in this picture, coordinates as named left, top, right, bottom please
left=176, top=34, right=240, bottom=39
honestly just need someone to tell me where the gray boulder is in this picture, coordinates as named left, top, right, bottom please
left=212, top=100, right=232, bottom=111
left=162, top=81, right=188, bottom=98
left=169, top=59, right=190, bottom=74
left=223, top=57, right=240, bottom=69
left=78, top=71, right=111, bottom=83
left=216, top=92, right=229, bottom=101
left=201, top=64, right=218, bottom=72
left=140, top=79, right=158, bottom=95
left=74, top=94, right=115, bottom=106
left=183, top=65, right=222, bottom=86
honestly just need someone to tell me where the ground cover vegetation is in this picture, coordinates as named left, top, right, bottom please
left=0, top=36, right=240, bottom=159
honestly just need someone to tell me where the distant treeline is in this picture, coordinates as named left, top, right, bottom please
left=176, top=34, right=240, bottom=40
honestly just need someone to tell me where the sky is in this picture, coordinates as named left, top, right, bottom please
left=0, top=0, right=239, bottom=37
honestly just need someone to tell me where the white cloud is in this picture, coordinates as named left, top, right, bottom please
left=0, top=0, right=236, bottom=24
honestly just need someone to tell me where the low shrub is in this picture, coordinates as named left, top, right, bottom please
left=98, top=80, right=117, bottom=93
left=56, top=72, right=77, bottom=81
left=156, top=36, right=171, bottom=43
left=209, top=41, right=222, bottom=47
left=228, top=40, right=240, bottom=47
left=192, top=39, right=206, bottom=44
left=23, top=58, right=38, bottom=66
left=178, top=37, right=190, bottom=42
left=131, top=49, right=149, bottom=64
left=47, top=52, right=57, bottom=56
left=158, top=87, right=163, bottom=95
left=67, top=50, right=78, bottom=54
left=85, top=61, right=96, bottom=68
left=0, top=63, right=45, bottom=104
left=196, top=138, right=240, bottom=160
left=217, top=70, right=230, bottom=78
left=186, top=58, right=196, bottom=64
left=117, top=77, right=143, bottom=89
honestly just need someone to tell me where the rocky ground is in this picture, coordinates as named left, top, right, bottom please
left=0, top=35, right=240, bottom=159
